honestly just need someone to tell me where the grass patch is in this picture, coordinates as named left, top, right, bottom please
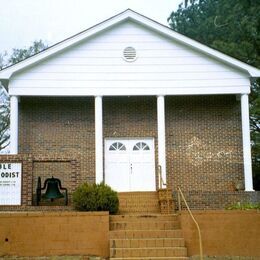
left=225, top=202, right=260, bottom=210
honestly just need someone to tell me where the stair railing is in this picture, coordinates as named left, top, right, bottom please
left=177, top=187, right=203, bottom=260
left=157, top=165, right=171, bottom=214
left=158, top=165, right=165, bottom=189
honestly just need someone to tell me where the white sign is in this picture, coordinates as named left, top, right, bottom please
left=0, top=163, right=22, bottom=205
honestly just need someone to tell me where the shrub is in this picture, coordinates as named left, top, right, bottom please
left=226, top=202, right=260, bottom=210
left=72, top=182, right=119, bottom=214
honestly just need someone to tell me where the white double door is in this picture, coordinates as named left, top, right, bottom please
left=105, top=138, right=156, bottom=192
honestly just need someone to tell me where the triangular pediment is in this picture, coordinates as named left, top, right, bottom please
left=0, top=9, right=259, bottom=96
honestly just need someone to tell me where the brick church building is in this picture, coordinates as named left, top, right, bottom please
left=0, top=9, right=259, bottom=209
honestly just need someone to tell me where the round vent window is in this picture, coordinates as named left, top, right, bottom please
left=123, top=47, right=137, bottom=62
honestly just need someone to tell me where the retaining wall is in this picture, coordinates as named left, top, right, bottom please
left=0, top=211, right=109, bottom=257
left=180, top=210, right=260, bottom=257
left=0, top=210, right=259, bottom=258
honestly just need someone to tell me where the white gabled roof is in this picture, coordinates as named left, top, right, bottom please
left=0, top=9, right=260, bottom=86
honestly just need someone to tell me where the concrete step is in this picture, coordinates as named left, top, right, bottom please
left=110, top=196, right=187, bottom=260
left=118, top=192, right=160, bottom=214
left=110, top=214, right=179, bottom=222
left=110, top=220, right=181, bottom=230
left=110, top=238, right=185, bottom=248
left=110, top=229, right=183, bottom=239
left=110, top=247, right=187, bottom=258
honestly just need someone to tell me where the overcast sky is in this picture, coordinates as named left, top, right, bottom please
left=0, top=0, right=183, bottom=54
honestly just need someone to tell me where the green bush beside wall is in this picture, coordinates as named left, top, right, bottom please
left=72, top=182, right=119, bottom=214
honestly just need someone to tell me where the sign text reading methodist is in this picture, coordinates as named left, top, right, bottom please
left=0, top=163, right=22, bottom=205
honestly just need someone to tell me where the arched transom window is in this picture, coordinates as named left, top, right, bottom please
left=133, top=142, right=150, bottom=151
left=109, top=142, right=126, bottom=151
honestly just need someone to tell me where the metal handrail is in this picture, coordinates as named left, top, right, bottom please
left=158, top=165, right=166, bottom=189
left=157, top=165, right=171, bottom=214
left=177, top=187, right=203, bottom=260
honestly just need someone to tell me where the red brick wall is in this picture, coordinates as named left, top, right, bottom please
left=33, top=162, right=72, bottom=191
left=103, top=96, right=157, bottom=139
left=0, top=154, right=80, bottom=209
left=19, top=97, right=94, bottom=184
left=166, top=95, right=243, bottom=192
left=173, top=190, right=260, bottom=210
left=7, top=95, right=246, bottom=209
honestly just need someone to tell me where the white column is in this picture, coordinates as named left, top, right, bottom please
left=10, top=96, right=19, bottom=154
left=157, top=95, right=166, bottom=187
left=95, top=96, right=103, bottom=183
left=241, top=94, right=254, bottom=191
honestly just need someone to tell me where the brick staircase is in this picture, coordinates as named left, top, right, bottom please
left=109, top=192, right=188, bottom=260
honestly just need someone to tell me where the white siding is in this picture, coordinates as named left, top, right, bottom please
left=9, top=21, right=250, bottom=96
